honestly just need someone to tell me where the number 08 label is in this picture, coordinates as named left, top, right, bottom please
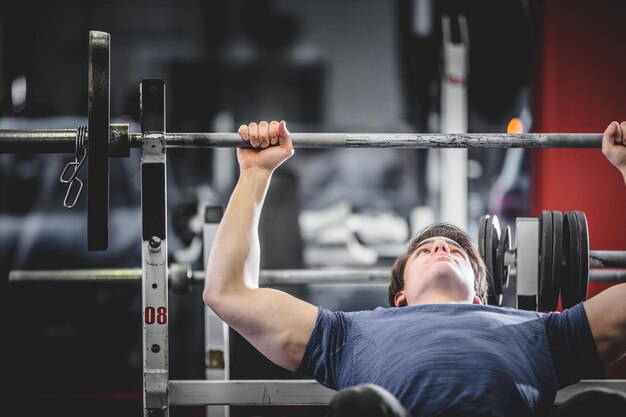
left=144, top=306, right=168, bottom=324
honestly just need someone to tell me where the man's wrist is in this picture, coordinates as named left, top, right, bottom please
left=239, top=166, right=273, bottom=182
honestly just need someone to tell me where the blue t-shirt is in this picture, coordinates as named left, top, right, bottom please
left=296, top=303, right=604, bottom=417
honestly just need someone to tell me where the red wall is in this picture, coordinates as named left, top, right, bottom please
left=531, top=0, right=626, bottom=377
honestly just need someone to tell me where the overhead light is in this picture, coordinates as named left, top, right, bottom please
left=507, top=117, right=524, bottom=134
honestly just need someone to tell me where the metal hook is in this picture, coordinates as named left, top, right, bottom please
left=60, top=153, right=87, bottom=184
left=60, top=126, right=87, bottom=208
left=63, top=177, right=84, bottom=209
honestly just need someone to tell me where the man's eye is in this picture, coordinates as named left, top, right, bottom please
left=419, top=248, right=430, bottom=254
left=452, top=249, right=466, bottom=257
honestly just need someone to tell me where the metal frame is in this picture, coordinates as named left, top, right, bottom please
left=166, top=379, right=626, bottom=407
left=514, top=218, right=540, bottom=310
left=169, top=380, right=335, bottom=406
left=140, top=79, right=170, bottom=416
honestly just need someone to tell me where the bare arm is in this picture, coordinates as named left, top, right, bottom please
left=584, top=121, right=626, bottom=365
left=202, top=120, right=318, bottom=371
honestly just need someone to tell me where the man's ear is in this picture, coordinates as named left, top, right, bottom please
left=394, top=291, right=407, bottom=307
left=472, top=294, right=483, bottom=305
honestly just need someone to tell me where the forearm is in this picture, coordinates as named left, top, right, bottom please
left=203, top=168, right=272, bottom=303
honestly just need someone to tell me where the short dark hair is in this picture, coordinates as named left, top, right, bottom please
left=388, top=223, right=488, bottom=306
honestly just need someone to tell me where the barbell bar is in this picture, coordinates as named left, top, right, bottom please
left=0, top=130, right=606, bottom=152
left=8, top=263, right=625, bottom=294
left=7, top=266, right=393, bottom=292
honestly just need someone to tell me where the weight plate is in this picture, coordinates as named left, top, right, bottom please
left=478, top=214, right=489, bottom=264
left=561, top=212, right=580, bottom=309
left=574, top=211, right=589, bottom=304
left=485, top=215, right=502, bottom=306
left=497, top=225, right=512, bottom=291
left=87, top=31, right=110, bottom=251
left=550, top=211, right=563, bottom=311
left=538, top=211, right=554, bottom=311
left=478, top=215, right=491, bottom=303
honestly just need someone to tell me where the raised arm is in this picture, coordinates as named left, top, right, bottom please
left=202, top=120, right=318, bottom=371
left=584, top=121, right=626, bottom=365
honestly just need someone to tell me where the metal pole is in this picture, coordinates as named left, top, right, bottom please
left=167, top=379, right=626, bottom=406
left=160, top=132, right=603, bottom=149
left=589, top=250, right=626, bottom=268
left=0, top=131, right=604, bottom=152
left=9, top=266, right=626, bottom=286
left=0, top=130, right=76, bottom=153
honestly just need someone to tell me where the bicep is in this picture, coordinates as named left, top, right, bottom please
left=584, top=283, right=626, bottom=365
left=213, top=287, right=319, bottom=371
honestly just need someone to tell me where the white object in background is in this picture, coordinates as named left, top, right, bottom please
left=410, top=205, right=436, bottom=236
left=439, top=15, right=469, bottom=230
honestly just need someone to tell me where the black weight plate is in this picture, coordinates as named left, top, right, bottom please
left=491, top=216, right=502, bottom=295
left=538, top=211, right=554, bottom=311
left=497, top=225, right=512, bottom=291
left=561, top=212, right=580, bottom=309
left=485, top=215, right=502, bottom=305
left=88, top=31, right=110, bottom=251
left=478, top=214, right=489, bottom=263
left=549, top=211, right=563, bottom=311
left=575, top=211, right=589, bottom=304
left=478, top=215, right=491, bottom=303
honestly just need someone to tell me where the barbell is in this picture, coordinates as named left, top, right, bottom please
left=479, top=210, right=626, bottom=311
left=0, top=30, right=606, bottom=251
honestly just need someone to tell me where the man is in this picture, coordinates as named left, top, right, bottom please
left=203, top=120, right=626, bottom=416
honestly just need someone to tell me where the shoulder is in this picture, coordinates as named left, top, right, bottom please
left=540, top=303, right=588, bottom=329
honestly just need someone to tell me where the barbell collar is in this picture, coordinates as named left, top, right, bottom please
left=109, top=124, right=130, bottom=157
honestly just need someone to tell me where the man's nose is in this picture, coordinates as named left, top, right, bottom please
left=432, top=241, right=450, bottom=253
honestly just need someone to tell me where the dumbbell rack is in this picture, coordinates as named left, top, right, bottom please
left=3, top=31, right=626, bottom=416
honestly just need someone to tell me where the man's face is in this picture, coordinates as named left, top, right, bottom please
left=394, top=236, right=481, bottom=306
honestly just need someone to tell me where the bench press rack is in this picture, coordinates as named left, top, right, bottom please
left=3, top=31, right=626, bottom=416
